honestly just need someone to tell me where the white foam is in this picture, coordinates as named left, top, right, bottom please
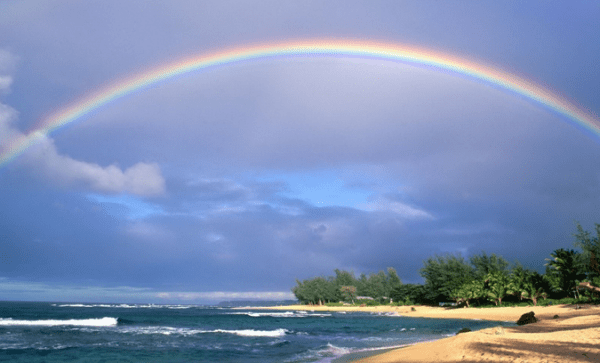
left=230, top=311, right=331, bottom=318
left=118, top=326, right=288, bottom=337
left=55, top=303, right=194, bottom=309
left=0, top=317, right=118, bottom=327
left=322, top=343, right=352, bottom=355
left=212, top=328, right=288, bottom=337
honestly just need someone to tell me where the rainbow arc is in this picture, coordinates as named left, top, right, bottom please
left=1, top=40, right=599, bottom=167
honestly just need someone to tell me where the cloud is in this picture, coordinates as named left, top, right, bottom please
left=0, top=278, right=156, bottom=303
left=0, top=109, right=165, bottom=197
left=0, top=48, right=165, bottom=196
left=360, top=198, right=434, bottom=220
left=155, top=291, right=295, bottom=302
left=0, top=277, right=294, bottom=303
left=19, top=134, right=166, bottom=196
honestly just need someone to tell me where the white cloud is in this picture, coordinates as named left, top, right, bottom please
left=0, top=105, right=165, bottom=196
left=21, top=134, right=166, bottom=196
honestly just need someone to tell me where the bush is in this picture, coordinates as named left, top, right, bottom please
left=325, top=302, right=344, bottom=307
left=356, top=299, right=380, bottom=306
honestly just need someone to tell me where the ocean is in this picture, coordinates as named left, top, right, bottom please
left=0, top=301, right=515, bottom=362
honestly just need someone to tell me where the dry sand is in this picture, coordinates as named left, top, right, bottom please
left=257, top=304, right=600, bottom=362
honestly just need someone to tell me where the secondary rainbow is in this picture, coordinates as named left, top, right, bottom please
left=2, top=39, right=599, bottom=167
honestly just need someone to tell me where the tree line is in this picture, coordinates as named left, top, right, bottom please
left=292, top=222, right=600, bottom=307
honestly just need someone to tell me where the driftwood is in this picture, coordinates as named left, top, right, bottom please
left=578, top=281, right=600, bottom=293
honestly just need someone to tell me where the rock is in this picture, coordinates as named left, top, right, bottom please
left=456, top=327, right=471, bottom=335
left=553, top=315, right=560, bottom=319
left=516, top=311, right=537, bottom=325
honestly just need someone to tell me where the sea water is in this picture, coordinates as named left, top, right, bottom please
left=0, top=301, right=515, bottom=362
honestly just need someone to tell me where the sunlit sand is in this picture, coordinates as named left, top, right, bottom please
left=257, top=304, right=600, bottom=362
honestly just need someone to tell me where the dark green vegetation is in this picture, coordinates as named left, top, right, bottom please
left=292, top=222, right=600, bottom=307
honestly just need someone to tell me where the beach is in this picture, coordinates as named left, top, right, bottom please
left=259, top=304, right=600, bottom=362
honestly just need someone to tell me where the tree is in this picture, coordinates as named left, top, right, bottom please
left=484, top=271, right=510, bottom=306
left=573, top=222, right=600, bottom=279
left=507, top=263, right=529, bottom=301
left=340, top=286, right=357, bottom=304
left=520, top=282, right=547, bottom=306
left=390, top=284, right=427, bottom=305
left=386, top=267, right=403, bottom=298
left=545, top=248, right=586, bottom=298
left=453, top=280, right=485, bottom=308
left=420, top=254, right=475, bottom=303
left=366, top=271, right=387, bottom=301
left=508, top=269, right=548, bottom=306
left=334, top=269, right=357, bottom=287
left=470, top=252, right=509, bottom=280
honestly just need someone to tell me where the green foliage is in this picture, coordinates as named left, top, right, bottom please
left=507, top=267, right=549, bottom=306
left=573, top=222, right=600, bottom=278
left=390, top=284, right=427, bottom=305
left=484, top=271, right=510, bottom=306
left=356, top=299, right=380, bottom=306
left=453, top=280, right=485, bottom=307
left=340, top=285, right=357, bottom=304
left=292, top=268, right=402, bottom=305
left=545, top=248, right=586, bottom=298
left=420, top=254, right=475, bottom=303
left=470, top=252, right=509, bottom=280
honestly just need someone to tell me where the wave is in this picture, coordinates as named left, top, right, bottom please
left=0, top=317, right=118, bottom=327
left=212, top=328, right=288, bottom=337
left=286, top=343, right=352, bottom=363
left=116, top=326, right=289, bottom=338
left=230, top=311, right=331, bottom=318
left=54, top=303, right=195, bottom=309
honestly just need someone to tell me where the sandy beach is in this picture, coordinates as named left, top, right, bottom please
left=257, top=304, right=600, bottom=362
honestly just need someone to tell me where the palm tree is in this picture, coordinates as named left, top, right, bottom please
left=485, top=271, right=510, bottom=306
left=520, top=283, right=547, bottom=306
left=459, top=280, right=485, bottom=308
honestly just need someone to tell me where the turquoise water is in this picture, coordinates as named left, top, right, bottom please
left=0, top=302, right=515, bottom=362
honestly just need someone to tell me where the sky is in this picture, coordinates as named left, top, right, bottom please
left=0, top=1, right=599, bottom=304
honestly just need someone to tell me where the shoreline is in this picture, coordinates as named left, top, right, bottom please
left=250, top=304, right=600, bottom=362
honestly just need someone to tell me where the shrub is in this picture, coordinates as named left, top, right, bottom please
left=356, top=299, right=379, bottom=306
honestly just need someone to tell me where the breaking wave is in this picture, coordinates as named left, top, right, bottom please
left=117, top=326, right=289, bottom=337
left=53, top=303, right=194, bottom=309
left=0, top=317, right=118, bottom=327
left=229, top=311, right=331, bottom=318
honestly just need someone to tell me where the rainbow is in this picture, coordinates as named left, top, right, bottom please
left=2, top=39, right=599, bottom=167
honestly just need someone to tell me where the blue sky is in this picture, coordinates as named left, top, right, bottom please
left=0, top=1, right=599, bottom=304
